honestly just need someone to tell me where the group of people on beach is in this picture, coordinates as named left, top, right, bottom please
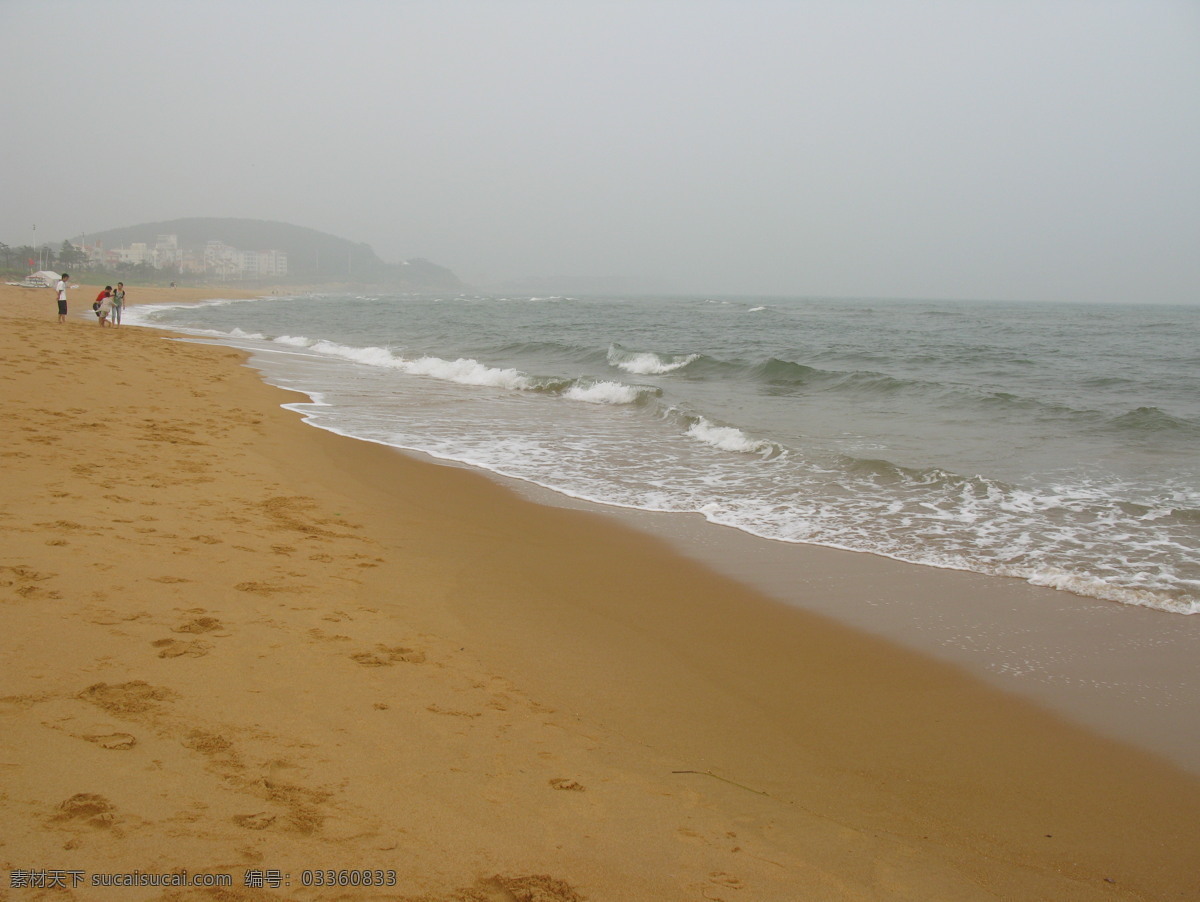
left=53, top=275, right=126, bottom=327
left=92, top=283, right=126, bottom=327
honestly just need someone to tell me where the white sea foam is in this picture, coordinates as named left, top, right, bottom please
left=608, top=345, right=699, bottom=375
left=563, top=381, right=644, bottom=404
left=305, top=340, right=406, bottom=369
left=686, top=418, right=773, bottom=454
left=270, top=336, right=540, bottom=391
left=1021, top=567, right=1200, bottom=615
left=404, top=356, right=534, bottom=390
left=156, top=326, right=238, bottom=338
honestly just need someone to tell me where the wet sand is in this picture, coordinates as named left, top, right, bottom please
left=2, top=282, right=1198, bottom=900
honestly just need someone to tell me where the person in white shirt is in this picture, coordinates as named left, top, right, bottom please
left=54, top=273, right=69, bottom=324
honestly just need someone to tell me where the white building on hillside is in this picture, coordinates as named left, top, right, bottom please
left=204, top=241, right=241, bottom=277
left=153, top=234, right=181, bottom=269
left=79, top=233, right=289, bottom=277
left=116, top=242, right=149, bottom=265
left=241, top=249, right=288, bottom=277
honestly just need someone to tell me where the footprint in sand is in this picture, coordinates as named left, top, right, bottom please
left=232, top=812, right=276, bottom=831
left=152, top=638, right=212, bottom=658
left=245, top=779, right=329, bottom=836
left=87, top=609, right=151, bottom=626
left=0, top=565, right=61, bottom=601
left=182, top=729, right=243, bottom=770
left=34, top=519, right=85, bottom=532
left=478, top=875, right=584, bottom=902
left=53, top=793, right=118, bottom=829
left=308, top=628, right=351, bottom=643
left=140, top=423, right=204, bottom=446
left=708, top=871, right=744, bottom=888
left=426, top=704, right=481, bottom=719
left=700, top=871, right=746, bottom=900
left=79, top=680, right=174, bottom=716
left=350, top=645, right=426, bottom=667
left=235, top=581, right=306, bottom=596
left=172, top=616, right=222, bottom=634
left=81, top=732, right=137, bottom=750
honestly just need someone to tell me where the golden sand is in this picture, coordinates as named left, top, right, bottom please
left=1, top=282, right=1198, bottom=900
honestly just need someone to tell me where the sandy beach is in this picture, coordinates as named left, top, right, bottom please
left=2, top=282, right=1199, bottom=901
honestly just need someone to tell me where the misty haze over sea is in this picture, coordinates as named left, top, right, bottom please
left=3, top=2, right=1197, bottom=305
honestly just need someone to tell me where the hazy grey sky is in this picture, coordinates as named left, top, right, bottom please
left=3, top=0, right=1197, bottom=301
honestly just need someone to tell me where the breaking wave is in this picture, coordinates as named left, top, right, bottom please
left=607, top=344, right=700, bottom=375
left=685, top=417, right=780, bottom=456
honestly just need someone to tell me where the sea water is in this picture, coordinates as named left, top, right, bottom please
left=128, top=294, right=1200, bottom=616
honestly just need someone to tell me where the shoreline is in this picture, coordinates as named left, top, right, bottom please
left=233, top=394, right=1200, bottom=775
left=3, top=283, right=1199, bottom=899
left=229, top=328, right=1200, bottom=775
left=409, top=457, right=1200, bottom=774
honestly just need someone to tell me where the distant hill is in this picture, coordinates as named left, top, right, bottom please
left=74, top=217, right=462, bottom=289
